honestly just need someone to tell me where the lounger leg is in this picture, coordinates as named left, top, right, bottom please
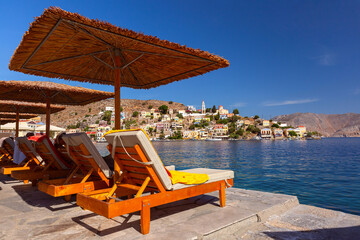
left=64, top=195, right=72, bottom=202
left=141, top=199, right=151, bottom=234
left=31, top=180, right=37, bottom=186
left=219, top=182, right=226, bottom=207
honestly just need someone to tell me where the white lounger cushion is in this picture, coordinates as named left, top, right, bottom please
left=171, top=168, right=234, bottom=190
left=62, top=133, right=112, bottom=178
left=105, top=130, right=173, bottom=190
left=105, top=130, right=234, bottom=191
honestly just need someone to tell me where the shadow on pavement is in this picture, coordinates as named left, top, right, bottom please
left=12, top=183, right=77, bottom=211
left=72, top=194, right=218, bottom=236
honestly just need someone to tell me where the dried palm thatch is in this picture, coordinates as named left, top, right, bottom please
left=0, top=100, right=65, bottom=114
left=0, top=80, right=114, bottom=105
left=0, top=112, right=38, bottom=119
left=9, top=7, right=229, bottom=89
left=0, top=118, right=16, bottom=125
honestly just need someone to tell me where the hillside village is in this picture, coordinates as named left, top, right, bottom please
left=59, top=100, right=319, bottom=141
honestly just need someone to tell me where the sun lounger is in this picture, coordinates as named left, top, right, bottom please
left=11, top=135, right=71, bottom=185
left=0, top=137, right=14, bottom=166
left=77, top=130, right=234, bottom=234
left=0, top=137, right=35, bottom=175
left=38, top=133, right=112, bottom=201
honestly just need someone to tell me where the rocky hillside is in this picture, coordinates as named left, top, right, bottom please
left=41, top=99, right=186, bottom=129
left=273, top=113, right=360, bottom=137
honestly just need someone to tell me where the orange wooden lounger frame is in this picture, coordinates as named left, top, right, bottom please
left=0, top=140, right=39, bottom=176
left=38, top=143, right=111, bottom=201
left=0, top=140, right=15, bottom=167
left=77, top=144, right=233, bottom=235
left=11, top=139, right=70, bottom=185
left=0, top=147, right=14, bottom=167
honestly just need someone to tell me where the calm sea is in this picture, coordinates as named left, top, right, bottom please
left=96, top=138, right=360, bottom=216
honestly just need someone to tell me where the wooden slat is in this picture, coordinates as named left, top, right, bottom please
left=124, top=166, right=148, bottom=174
left=114, top=153, right=142, bottom=161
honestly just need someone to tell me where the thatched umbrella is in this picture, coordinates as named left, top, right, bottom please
left=9, top=7, right=229, bottom=129
left=0, top=118, right=16, bottom=127
left=0, top=113, right=37, bottom=132
left=0, top=101, right=65, bottom=137
left=0, top=81, right=114, bottom=136
left=0, top=113, right=38, bottom=119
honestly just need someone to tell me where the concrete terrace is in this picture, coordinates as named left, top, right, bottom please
left=0, top=174, right=359, bottom=240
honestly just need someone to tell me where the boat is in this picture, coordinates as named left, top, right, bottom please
left=205, top=138, right=222, bottom=141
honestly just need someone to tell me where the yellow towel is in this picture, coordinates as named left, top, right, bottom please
left=169, top=170, right=209, bottom=185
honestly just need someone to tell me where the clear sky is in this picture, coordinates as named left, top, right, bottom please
left=1, top=0, right=359, bottom=118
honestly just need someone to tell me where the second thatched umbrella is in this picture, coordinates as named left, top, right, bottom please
left=0, top=101, right=65, bottom=137
left=0, top=80, right=114, bottom=136
left=9, top=7, right=230, bottom=129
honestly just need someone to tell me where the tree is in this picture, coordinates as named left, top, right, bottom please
left=212, top=105, right=217, bottom=113
left=132, top=111, right=139, bottom=117
left=169, top=131, right=182, bottom=139
left=288, top=131, right=298, bottom=137
left=209, top=115, right=214, bottom=121
left=229, top=133, right=240, bottom=139
left=102, top=111, right=112, bottom=123
left=95, top=120, right=99, bottom=124
left=254, top=115, right=260, bottom=119
left=233, top=109, right=239, bottom=114
left=236, top=129, right=244, bottom=136
left=148, top=127, right=154, bottom=135
left=271, top=123, right=280, bottom=128
left=214, top=112, right=220, bottom=121
left=176, top=113, right=184, bottom=119
left=189, top=124, right=195, bottom=130
left=88, top=108, right=91, bottom=113
left=148, top=105, right=153, bottom=109
left=246, top=125, right=260, bottom=134
left=206, top=108, right=211, bottom=113
left=168, top=101, right=173, bottom=104
left=158, top=105, right=168, bottom=114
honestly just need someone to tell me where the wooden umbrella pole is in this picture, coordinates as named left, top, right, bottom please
left=15, top=110, right=19, bottom=137
left=113, top=49, right=122, bottom=181
left=46, top=98, right=51, bottom=137
left=114, top=49, right=122, bottom=130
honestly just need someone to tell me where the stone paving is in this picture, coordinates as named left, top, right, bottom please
left=0, top=174, right=297, bottom=239
left=1, top=173, right=359, bottom=240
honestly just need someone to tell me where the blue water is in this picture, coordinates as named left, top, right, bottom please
left=97, top=138, right=360, bottom=215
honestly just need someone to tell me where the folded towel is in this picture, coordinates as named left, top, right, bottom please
left=169, top=170, right=209, bottom=185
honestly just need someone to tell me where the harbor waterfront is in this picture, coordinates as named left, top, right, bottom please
left=96, top=137, right=360, bottom=216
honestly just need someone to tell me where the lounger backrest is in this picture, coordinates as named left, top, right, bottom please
left=0, top=137, right=9, bottom=157
left=32, top=135, right=70, bottom=170
left=104, top=130, right=173, bottom=191
left=62, top=133, right=111, bottom=179
left=3, top=138, right=14, bottom=156
left=16, top=137, right=42, bottom=165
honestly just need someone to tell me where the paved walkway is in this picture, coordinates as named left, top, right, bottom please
left=0, top=174, right=359, bottom=239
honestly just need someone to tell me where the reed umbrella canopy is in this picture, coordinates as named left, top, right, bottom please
left=0, top=118, right=16, bottom=126
left=0, top=100, right=65, bottom=137
left=0, top=112, right=38, bottom=119
left=0, top=81, right=114, bottom=106
left=9, top=7, right=230, bottom=129
left=0, top=80, right=114, bottom=136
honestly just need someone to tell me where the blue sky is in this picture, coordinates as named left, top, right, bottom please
left=1, top=0, right=359, bottom=118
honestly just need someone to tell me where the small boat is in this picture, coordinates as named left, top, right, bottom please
left=205, top=138, right=222, bottom=141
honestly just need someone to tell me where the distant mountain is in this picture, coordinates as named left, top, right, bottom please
left=273, top=113, right=360, bottom=137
